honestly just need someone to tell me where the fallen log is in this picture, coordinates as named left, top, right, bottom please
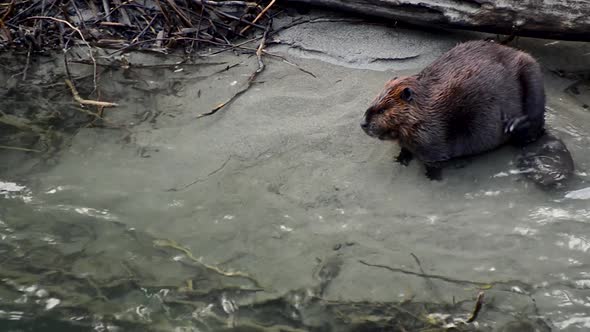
left=285, top=0, right=590, bottom=42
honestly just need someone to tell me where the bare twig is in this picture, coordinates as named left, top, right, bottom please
left=99, top=21, right=126, bottom=27
left=65, top=79, right=118, bottom=107
left=62, top=53, right=123, bottom=129
left=240, top=0, right=275, bottom=34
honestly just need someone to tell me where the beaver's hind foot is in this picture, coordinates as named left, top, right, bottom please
left=425, top=165, right=443, bottom=181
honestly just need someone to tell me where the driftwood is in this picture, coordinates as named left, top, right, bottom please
left=287, top=0, right=590, bottom=42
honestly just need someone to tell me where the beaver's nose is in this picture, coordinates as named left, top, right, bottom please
left=360, top=119, right=368, bottom=130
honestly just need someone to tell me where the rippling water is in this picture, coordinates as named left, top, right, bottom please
left=1, top=20, right=590, bottom=331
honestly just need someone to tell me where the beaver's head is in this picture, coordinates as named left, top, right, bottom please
left=361, top=77, right=418, bottom=141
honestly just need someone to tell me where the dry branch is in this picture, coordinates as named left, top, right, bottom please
left=239, top=0, right=275, bottom=34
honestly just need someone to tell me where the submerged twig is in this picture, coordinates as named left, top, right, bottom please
left=21, top=42, right=32, bottom=80
left=196, top=20, right=271, bottom=118
left=271, top=17, right=366, bottom=36
left=70, top=58, right=227, bottom=69
left=466, top=291, right=485, bottom=323
left=410, top=252, right=442, bottom=301
left=203, top=35, right=261, bottom=56
left=264, top=50, right=316, bottom=78
left=0, top=145, right=41, bottom=153
left=0, top=111, right=46, bottom=134
left=253, top=24, right=266, bottom=74
left=359, top=260, right=491, bottom=287
left=153, top=238, right=263, bottom=289
left=65, top=79, right=118, bottom=107
left=166, top=156, right=231, bottom=191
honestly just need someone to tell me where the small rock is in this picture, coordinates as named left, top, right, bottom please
left=565, top=187, right=590, bottom=200
left=44, top=298, right=60, bottom=310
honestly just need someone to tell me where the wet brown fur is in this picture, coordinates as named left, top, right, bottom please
left=361, top=40, right=546, bottom=179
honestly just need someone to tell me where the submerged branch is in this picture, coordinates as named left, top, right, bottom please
left=466, top=291, right=485, bottom=323
left=0, top=145, right=41, bottom=153
left=65, top=79, right=118, bottom=108
left=196, top=20, right=272, bottom=118
left=359, top=260, right=491, bottom=287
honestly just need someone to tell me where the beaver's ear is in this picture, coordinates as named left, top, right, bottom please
left=400, top=87, right=413, bottom=102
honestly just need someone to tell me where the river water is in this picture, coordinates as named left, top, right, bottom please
left=1, top=13, right=590, bottom=331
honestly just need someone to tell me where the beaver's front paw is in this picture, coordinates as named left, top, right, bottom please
left=395, top=148, right=413, bottom=166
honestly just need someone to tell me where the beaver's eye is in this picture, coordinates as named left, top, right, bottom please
left=377, top=108, right=386, bottom=115
left=400, top=87, right=413, bottom=102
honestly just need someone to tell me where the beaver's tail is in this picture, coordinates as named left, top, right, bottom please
left=508, top=53, right=546, bottom=146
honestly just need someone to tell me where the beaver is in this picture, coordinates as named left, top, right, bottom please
left=361, top=40, right=546, bottom=180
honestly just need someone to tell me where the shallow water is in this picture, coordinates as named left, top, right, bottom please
left=1, top=15, right=590, bottom=331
